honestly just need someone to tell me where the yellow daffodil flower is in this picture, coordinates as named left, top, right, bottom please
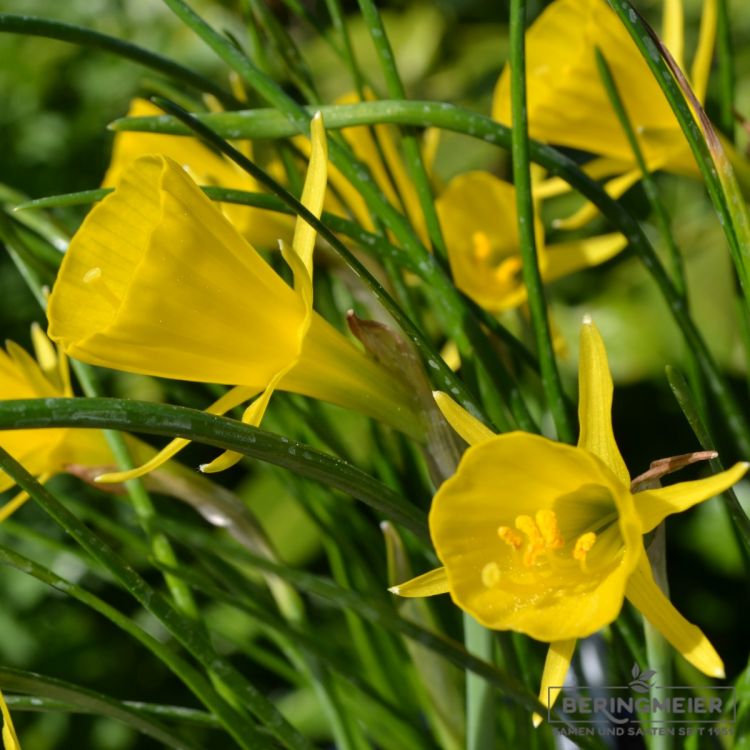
left=0, top=689, right=20, bottom=750
left=436, top=171, right=626, bottom=311
left=391, top=318, right=746, bottom=722
left=104, top=98, right=293, bottom=248
left=47, top=114, right=424, bottom=481
left=493, top=0, right=716, bottom=228
left=0, top=326, right=125, bottom=520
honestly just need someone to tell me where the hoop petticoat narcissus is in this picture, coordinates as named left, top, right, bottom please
left=0, top=326, right=127, bottom=521
left=47, top=113, right=424, bottom=481
left=0, top=689, right=20, bottom=750
left=391, top=318, right=747, bottom=723
left=436, top=171, right=626, bottom=311
left=104, top=98, right=294, bottom=249
left=492, top=0, right=716, bottom=229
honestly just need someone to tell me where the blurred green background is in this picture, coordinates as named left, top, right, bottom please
left=1, top=1, right=750, bottom=747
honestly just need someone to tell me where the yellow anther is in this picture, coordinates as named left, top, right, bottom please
left=471, top=231, right=493, bottom=262
left=498, top=525, right=524, bottom=549
left=573, top=532, right=597, bottom=562
left=515, top=515, right=545, bottom=567
left=481, top=562, right=501, bottom=588
left=536, top=509, right=564, bottom=550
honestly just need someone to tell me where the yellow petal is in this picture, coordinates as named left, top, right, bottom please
left=577, top=318, right=629, bottom=486
left=431, top=432, right=641, bottom=641
left=0, top=688, right=20, bottom=750
left=662, top=0, right=685, bottom=72
left=690, top=0, right=717, bottom=104
left=634, top=462, right=749, bottom=533
left=626, top=554, right=725, bottom=678
left=544, top=233, right=627, bottom=282
left=533, top=638, right=577, bottom=727
left=433, top=391, right=494, bottom=446
left=389, top=567, right=449, bottom=597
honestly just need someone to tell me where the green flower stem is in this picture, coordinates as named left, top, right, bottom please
left=0, top=397, right=429, bottom=541
left=609, top=1, right=750, bottom=326
left=643, top=526, right=672, bottom=750
left=71, top=360, right=200, bottom=621
left=322, top=0, right=367, bottom=94
left=464, top=615, right=495, bottom=750
left=509, top=0, right=573, bottom=443
left=0, top=544, right=263, bottom=749
left=355, top=0, right=448, bottom=260
left=593, top=49, right=686, bottom=297
left=594, top=48, right=709, bottom=427
left=716, top=0, right=735, bottom=138
left=666, top=366, right=750, bottom=557
left=0, top=667, right=203, bottom=750
left=0, top=14, right=237, bottom=107
left=0, top=447, right=313, bottom=750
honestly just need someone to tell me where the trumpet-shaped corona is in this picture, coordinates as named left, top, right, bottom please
left=48, top=115, right=424, bottom=481
left=393, top=319, right=747, bottom=722
left=436, top=171, right=627, bottom=311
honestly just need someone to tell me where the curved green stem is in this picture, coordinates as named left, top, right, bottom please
left=509, top=0, right=573, bottom=443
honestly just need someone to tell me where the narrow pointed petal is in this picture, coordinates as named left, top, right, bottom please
left=544, top=233, right=627, bottom=282
left=552, top=169, right=643, bottom=230
left=390, top=567, right=449, bottom=598
left=690, top=0, right=717, bottom=103
left=433, top=391, right=494, bottom=446
left=533, top=158, right=629, bottom=199
left=30, top=322, right=59, bottom=382
left=662, top=0, right=685, bottom=72
left=0, top=687, right=20, bottom=750
left=533, top=639, right=577, bottom=727
left=626, top=555, right=725, bottom=678
left=292, top=112, right=327, bottom=278
left=96, top=386, right=259, bottom=483
left=634, top=462, right=748, bottom=533
left=577, top=319, right=629, bottom=486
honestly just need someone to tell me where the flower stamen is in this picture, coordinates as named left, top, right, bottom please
left=536, top=509, right=564, bottom=550
left=471, top=231, right=492, bottom=262
left=573, top=532, right=597, bottom=563
left=497, top=525, right=523, bottom=549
